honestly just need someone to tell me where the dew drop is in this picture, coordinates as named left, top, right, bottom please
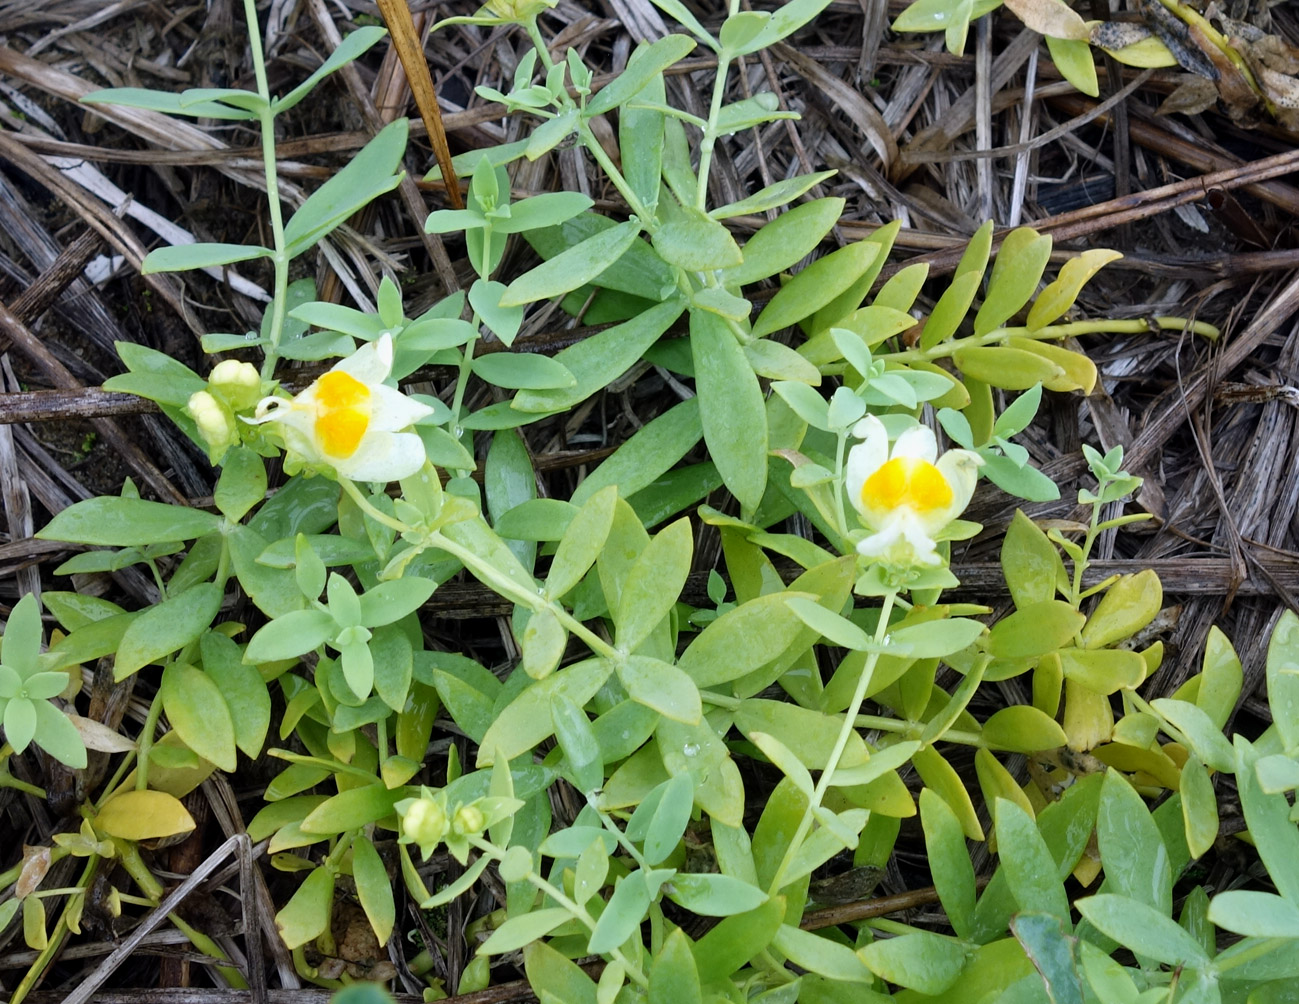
left=682, top=742, right=700, bottom=758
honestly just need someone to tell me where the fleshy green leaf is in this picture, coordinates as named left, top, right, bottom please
left=502, top=220, right=642, bottom=307
left=1075, top=894, right=1208, bottom=967
left=160, top=662, right=237, bottom=772
left=114, top=584, right=223, bottom=680
left=282, top=120, right=407, bottom=258
left=38, top=497, right=220, bottom=547
left=692, top=311, right=768, bottom=511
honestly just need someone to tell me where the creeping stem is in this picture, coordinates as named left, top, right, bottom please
left=242, top=0, right=290, bottom=378
left=886, top=317, right=1218, bottom=370
left=765, top=589, right=898, bottom=895
left=467, top=834, right=649, bottom=987
left=337, top=480, right=618, bottom=662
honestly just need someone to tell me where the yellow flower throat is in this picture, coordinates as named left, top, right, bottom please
left=861, top=457, right=952, bottom=513
left=314, top=371, right=371, bottom=458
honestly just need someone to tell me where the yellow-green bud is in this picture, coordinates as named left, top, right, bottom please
left=186, top=390, right=237, bottom=462
left=452, top=803, right=485, bottom=836
left=208, top=359, right=262, bottom=411
left=482, top=0, right=556, bottom=20
left=402, top=797, right=449, bottom=856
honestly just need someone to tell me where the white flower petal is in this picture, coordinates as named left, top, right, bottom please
left=270, top=408, right=322, bottom=461
left=370, top=384, right=435, bottom=432
left=933, top=449, right=983, bottom=524
left=857, top=511, right=941, bottom=567
left=845, top=417, right=888, bottom=517
left=335, top=430, right=427, bottom=482
left=891, top=424, right=938, bottom=464
left=334, top=333, right=394, bottom=384
left=898, top=513, right=942, bottom=565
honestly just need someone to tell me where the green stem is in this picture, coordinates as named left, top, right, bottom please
left=170, top=914, right=249, bottom=988
left=292, top=944, right=344, bottom=990
left=884, top=317, right=1217, bottom=369
left=468, top=835, right=649, bottom=987
left=0, top=771, right=47, bottom=799
left=116, top=839, right=166, bottom=901
left=268, top=748, right=383, bottom=783
left=135, top=687, right=167, bottom=792
left=449, top=327, right=479, bottom=443
left=1128, top=691, right=1194, bottom=750
left=449, top=227, right=496, bottom=442
left=429, top=528, right=617, bottom=660
left=833, top=430, right=849, bottom=538
left=524, top=17, right=555, bottom=71
left=339, top=478, right=407, bottom=533
left=516, top=14, right=647, bottom=222
left=868, top=917, right=964, bottom=940
left=695, top=53, right=732, bottom=211
left=9, top=856, right=98, bottom=1004
left=851, top=714, right=985, bottom=748
left=596, top=806, right=650, bottom=871
left=242, top=0, right=290, bottom=378
left=625, top=101, right=708, bottom=129
left=341, top=478, right=621, bottom=668
left=578, top=122, right=651, bottom=222
left=766, top=589, right=898, bottom=895
left=95, top=749, right=137, bottom=808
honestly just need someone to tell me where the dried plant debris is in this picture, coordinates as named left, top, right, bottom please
left=1101, top=0, right=1299, bottom=130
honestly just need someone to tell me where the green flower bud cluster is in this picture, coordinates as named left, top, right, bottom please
left=185, top=360, right=263, bottom=464
left=481, top=0, right=557, bottom=22
left=396, top=786, right=525, bottom=865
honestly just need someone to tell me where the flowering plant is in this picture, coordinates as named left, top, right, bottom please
left=13, top=3, right=1243, bottom=1001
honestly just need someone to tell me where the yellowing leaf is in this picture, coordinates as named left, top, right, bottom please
left=913, top=746, right=983, bottom=840
left=1001, top=510, right=1067, bottom=609
left=1063, top=678, right=1113, bottom=751
left=1091, top=22, right=1179, bottom=68
left=1060, top=647, right=1147, bottom=694
left=95, top=789, right=196, bottom=841
left=1003, top=0, right=1090, bottom=40
left=1005, top=337, right=1097, bottom=394
left=1080, top=570, right=1162, bottom=650
left=954, top=345, right=1065, bottom=390
left=974, top=228, right=1052, bottom=336
left=1027, top=249, right=1123, bottom=330
left=975, top=748, right=1035, bottom=817
left=982, top=705, right=1069, bottom=752
left=276, top=866, right=335, bottom=950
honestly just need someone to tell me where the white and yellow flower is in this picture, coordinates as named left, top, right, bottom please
left=845, top=416, right=982, bottom=568
left=248, top=335, right=432, bottom=482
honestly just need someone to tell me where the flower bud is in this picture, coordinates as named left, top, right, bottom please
left=186, top=390, right=237, bottom=463
left=483, top=0, right=556, bottom=21
left=452, top=803, right=485, bottom=836
left=208, top=360, right=262, bottom=411
left=401, top=796, right=449, bottom=857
